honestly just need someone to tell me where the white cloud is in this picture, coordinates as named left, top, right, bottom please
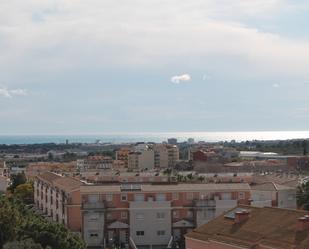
left=171, top=74, right=191, bottom=84
left=0, top=86, right=28, bottom=98
left=0, top=0, right=309, bottom=81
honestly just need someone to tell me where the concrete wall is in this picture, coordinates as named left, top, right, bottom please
left=83, top=210, right=105, bottom=247
left=130, top=201, right=171, bottom=246
left=138, top=150, right=155, bottom=170
left=278, top=189, right=297, bottom=209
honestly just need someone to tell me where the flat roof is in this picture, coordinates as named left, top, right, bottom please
left=80, top=183, right=251, bottom=193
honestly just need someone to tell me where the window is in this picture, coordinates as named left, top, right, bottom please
left=106, top=194, right=113, bottom=202
left=88, top=194, right=99, bottom=203
left=89, top=213, right=99, bottom=221
left=187, top=210, right=193, bottom=218
left=186, top=192, right=194, bottom=200
left=134, top=194, right=144, bottom=202
left=121, top=212, right=128, bottom=219
left=238, top=192, right=245, bottom=200
left=172, top=192, right=179, bottom=200
left=136, top=231, right=144, bottom=236
left=121, top=194, right=127, bottom=201
left=106, top=213, right=112, bottom=220
left=157, top=212, right=165, bottom=219
left=288, top=194, right=295, bottom=201
left=89, top=231, right=99, bottom=238
left=136, top=213, right=144, bottom=220
left=200, top=192, right=208, bottom=200
left=157, top=230, right=165, bottom=236
left=222, top=193, right=232, bottom=200
left=173, top=211, right=179, bottom=218
left=156, top=193, right=166, bottom=201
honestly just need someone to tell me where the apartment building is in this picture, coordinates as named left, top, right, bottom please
left=34, top=172, right=83, bottom=232
left=128, top=150, right=155, bottom=171
left=116, top=148, right=132, bottom=168
left=185, top=205, right=309, bottom=249
left=250, top=181, right=297, bottom=209
left=77, top=156, right=113, bottom=171
left=80, top=182, right=251, bottom=248
left=152, top=144, right=179, bottom=168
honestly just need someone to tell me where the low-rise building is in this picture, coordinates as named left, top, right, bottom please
left=128, top=150, right=155, bottom=171
left=34, top=172, right=83, bottom=232
left=0, top=175, right=9, bottom=193
left=80, top=182, right=251, bottom=248
left=77, top=156, right=113, bottom=171
left=116, top=148, right=132, bottom=168
left=185, top=205, right=309, bottom=249
left=250, top=181, right=297, bottom=209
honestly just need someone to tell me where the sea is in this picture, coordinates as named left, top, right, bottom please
left=0, top=131, right=309, bottom=145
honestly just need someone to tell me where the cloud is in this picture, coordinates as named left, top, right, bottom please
left=171, top=74, right=191, bottom=84
left=0, top=86, right=28, bottom=98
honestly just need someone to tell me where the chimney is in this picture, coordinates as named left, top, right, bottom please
left=297, top=215, right=309, bottom=232
left=235, top=210, right=250, bottom=224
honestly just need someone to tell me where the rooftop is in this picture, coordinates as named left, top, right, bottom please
left=186, top=205, right=309, bottom=249
left=80, top=182, right=251, bottom=193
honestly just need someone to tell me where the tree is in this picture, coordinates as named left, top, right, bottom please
left=198, top=176, right=205, bottom=182
left=187, top=173, right=193, bottom=182
left=0, top=197, right=86, bottom=249
left=4, top=239, right=44, bottom=249
left=14, top=183, right=34, bottom=204
left=9, top=173, right=26, bottom=192
left=297, top=181, right=309, bottom=210
left=302, top=140, right=308, bottom=156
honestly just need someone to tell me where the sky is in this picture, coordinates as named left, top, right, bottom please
left=0, top=0, right=309, bottom=134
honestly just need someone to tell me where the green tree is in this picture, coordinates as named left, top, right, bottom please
left=0, top=197, right=86, bottom=249
left=14, top=183, right=34, bottom=204
left=9, top=173, right=27, bottom=192
left=302, top=140, right=308, bottom=156
left=4, top=239, right=44, bottom=249
left=297, top=181, right=309, bottom=210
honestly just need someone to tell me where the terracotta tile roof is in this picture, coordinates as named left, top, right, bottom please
left=186, top=205, right=309, bottom=249
left=37, top=172, right=83, bottom=192
left=53, top=177, right=83, bottom=191
left=251, top=182, right=295, bottom=191
left=37, top=172, right=62, bottom=183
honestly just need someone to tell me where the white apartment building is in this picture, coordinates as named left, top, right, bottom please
left=128, top=150, right=155, bottom=170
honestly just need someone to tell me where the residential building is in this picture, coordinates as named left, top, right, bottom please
left=128, top=150, right=155, bottom=171
left=116, top=148, right=132, bottom=168
left=77, top=156, right=113, bottom=172
left=0, top=175, right=9, bottom=193
left=34, top=172, right=83, bottom=232
left=80, top=182, right=251, bottom=248
left=153, top=144, right=179, bottom=168
left=185, top=205, right=309, bottom=249
left=250, top=181, right=297, bottom=209
left=168, top=138, right=177, bottom=145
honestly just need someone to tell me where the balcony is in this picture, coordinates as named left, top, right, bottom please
left=82, top=202, right=105, bottom=210
left=194, top=200, right=216, bottom=208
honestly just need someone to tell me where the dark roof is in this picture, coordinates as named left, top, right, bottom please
left=186, top=205, right=309, bottom=249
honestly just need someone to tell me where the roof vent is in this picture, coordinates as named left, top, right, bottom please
left=235, top=210, right=250, bottom=224
left=297, top=215, right=309, bottom=232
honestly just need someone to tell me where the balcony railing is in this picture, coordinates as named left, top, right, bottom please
left=82, top=202, right=105, bottom=210
left=194, top=200, right=216, bottom=208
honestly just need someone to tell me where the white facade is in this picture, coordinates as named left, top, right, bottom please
left=130, top=201, right=171, bottom=246
left=128, top=150, right=155, bottom=170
